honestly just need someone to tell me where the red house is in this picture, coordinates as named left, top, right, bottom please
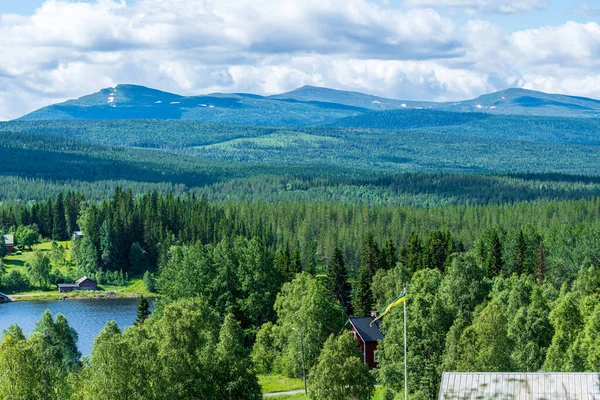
left=3, top=235, right=14, bottom=253
left=348, top=316, right=384, bottom=368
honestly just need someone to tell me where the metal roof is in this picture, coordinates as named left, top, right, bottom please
left=57, top=284, right=79, bottom=288
left=348, top=317, right=384, bottom=342
left=439, top=372, right=600, bottom=400
left=3, top=235, right=14, bottom=246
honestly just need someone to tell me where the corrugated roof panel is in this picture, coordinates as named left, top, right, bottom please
left=439, top=373, right=600, bottom=400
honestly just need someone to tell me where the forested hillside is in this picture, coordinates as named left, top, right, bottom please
left=3, top=190, right=600, bottom=398
left=3, top=84, right=600, bottom=400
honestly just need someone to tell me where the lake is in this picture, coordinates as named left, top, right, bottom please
left=0, top=298, right=152, bottom=355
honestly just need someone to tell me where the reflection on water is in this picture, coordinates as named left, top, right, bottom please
left=0, top=298, right=152, bottom=355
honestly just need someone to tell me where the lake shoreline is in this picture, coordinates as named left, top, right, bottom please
left=6, top=291, right=149, bottom=303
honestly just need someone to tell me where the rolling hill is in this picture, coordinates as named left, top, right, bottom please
left=17, top=85, right=600, bottom=123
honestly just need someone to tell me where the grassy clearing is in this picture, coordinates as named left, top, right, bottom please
left=259, top=375, right=386, bottom=398
left=6, top=278, right=150, bottom=301
left=3, top=240, right=72, bottom=274
left=265, top=387, right=385, bottom=399
left=2, top=240, right=151, bottom=300
left=258, top=375, right=304, bottom=393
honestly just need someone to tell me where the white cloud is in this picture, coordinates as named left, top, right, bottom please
left=0, top=0, right=599, bottom=120
left=402, top=0, right=547, bottom=14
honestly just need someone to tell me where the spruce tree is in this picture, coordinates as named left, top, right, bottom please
left=52, top=193, right=68, bottom=241
left=535, top=243, right=546, bottom=286
left=381, top=238, right=397, bottom=270
left=353, top=263, right=373, bottom=316
left=327, top=247, right=350, bottom=310
left=361, top=232, right=381, bottom=276
left=514, top=230, right=527, bottom=275
left=0, top=234, right=6, bottom=259
left=135, top=296, right=151, bottom=325
left=424, top=230, right=452, bottom=272
left=486, top=229, right=503, bottom=277
left=400, top=232, right=423, bottom=274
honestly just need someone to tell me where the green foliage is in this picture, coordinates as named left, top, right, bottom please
left=15, top=225, right=39, bottom=250
left=26, top=251, right=52, bottom=289
left=270, top=273, right=347, bottom=378
left=379, top=268, right=452, bottom=399
left=0, top=312, right=80, bottom=400
left=308, top=333, right=375, bottom=400
left=214, top=314, right=262, bottom=400
left=0, top=235, right=6, bottom=259
left=2, top=269, right=30, bottom=291
left=251, top=322, right=277, bottom=374
left=143, top=270, right=156, bottom=293
left=456, top=299, right=512, bottom=372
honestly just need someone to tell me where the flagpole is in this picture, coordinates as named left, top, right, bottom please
left=404, top=285, right=407, bottom=400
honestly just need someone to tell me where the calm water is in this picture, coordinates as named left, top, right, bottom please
left=0, top=298, right=152, bottom=355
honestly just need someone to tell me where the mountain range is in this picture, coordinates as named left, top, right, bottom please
left=18, top=84, right=600, bottom=124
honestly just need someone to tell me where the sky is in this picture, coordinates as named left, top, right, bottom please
left=0, top=0, right=599, bottom=120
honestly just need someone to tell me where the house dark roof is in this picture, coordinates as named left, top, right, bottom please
left=57, top=283, right=79, bottom=288
left=76, top=276, right=95, bottom=285
left=349, top=317, right=384, bottom=342
left=439, top=372, right=600, bottom=400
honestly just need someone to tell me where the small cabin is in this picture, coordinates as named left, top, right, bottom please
left=57, top=276, right=97, bottom=293
left=76, top=276, right=97, bottom=291
left=72, top=231, right=84, bottom=240
left=0, top=292, right=10, bottom=303
left=3, top=235, right=14, bottom=253
left=348, top=316, right=384, bottom=369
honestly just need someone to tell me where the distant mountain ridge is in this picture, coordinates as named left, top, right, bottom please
left=18, top=84, right=600, bottom=123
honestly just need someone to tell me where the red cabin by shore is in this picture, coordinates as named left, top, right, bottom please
left=348, top=316, right=384, bottom=369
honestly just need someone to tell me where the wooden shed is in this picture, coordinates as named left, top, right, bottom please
left=348, top=316, right=383, bottom=369
left=438, top=372, right=600, bottom=400
left=57, top=276, right=98, bottom=293
left=76, top=276, right=97, bottom=291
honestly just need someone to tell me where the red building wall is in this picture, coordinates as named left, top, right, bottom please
left=351, top=326, right=379, bottom=368
left=5, top=245, right=13, bottom=253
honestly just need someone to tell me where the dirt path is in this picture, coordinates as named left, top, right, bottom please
left=263, top=389, right=305, bottom=397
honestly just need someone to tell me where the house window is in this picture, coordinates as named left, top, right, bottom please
left=374, top=350, right=381, bottom=363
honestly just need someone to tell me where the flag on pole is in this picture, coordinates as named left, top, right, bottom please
left=370, top=289, right=407, bottom=326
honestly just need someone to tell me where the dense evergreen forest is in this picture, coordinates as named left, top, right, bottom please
left=3, top=190, right=600, bottom=398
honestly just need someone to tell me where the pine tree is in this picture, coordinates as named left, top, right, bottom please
left=135, top=296, right=151, bottom=325
left=327, top=247, right=350, bottom=310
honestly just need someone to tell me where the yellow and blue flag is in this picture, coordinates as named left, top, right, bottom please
left=370, top=289, right=406, bottom=326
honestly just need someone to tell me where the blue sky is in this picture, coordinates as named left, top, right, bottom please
left=0, top=0, right=599, bottom=120
left=6, top=0, right=596, bottom=32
